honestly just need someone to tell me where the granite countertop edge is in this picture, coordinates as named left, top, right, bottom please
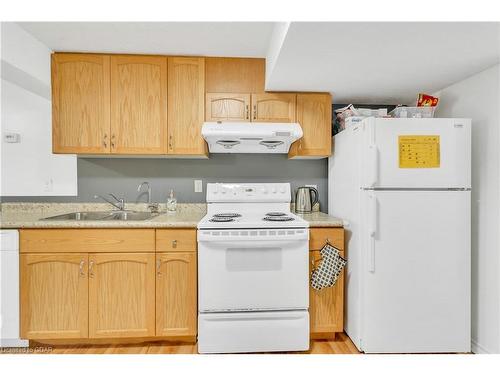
left=0, top=203, right=344, bottom=229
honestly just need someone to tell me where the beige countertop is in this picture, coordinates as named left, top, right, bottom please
left=297, top=211, right=344, bottom=227
left=0, top=203, right=343, bottom=229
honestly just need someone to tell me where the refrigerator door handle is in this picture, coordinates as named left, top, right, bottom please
left=368, top=193, right=377, bottom=272
left=367, top=144, right=378, bottom=187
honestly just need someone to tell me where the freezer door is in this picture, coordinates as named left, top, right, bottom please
left=361, top=118, right=471, bottom=189
left=361, top=191, right=471, bottom=353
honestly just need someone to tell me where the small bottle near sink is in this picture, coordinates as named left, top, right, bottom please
left=167, top=189, right=177, bottom=213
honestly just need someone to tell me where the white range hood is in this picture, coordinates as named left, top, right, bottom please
left=201, top=122, right=303, bottom=154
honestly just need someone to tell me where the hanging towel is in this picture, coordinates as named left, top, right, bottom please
left=311, top=242, right=347, bottom=291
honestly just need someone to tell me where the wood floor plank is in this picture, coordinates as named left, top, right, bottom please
left=15, top=335, right=360, bottom=355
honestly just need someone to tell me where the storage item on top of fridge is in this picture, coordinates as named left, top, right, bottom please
left=334, top=105, right=388, bottom=134
left=417, top=93, right=439, bottom=107
left=390, top=106, right=436, bottom=118
left=328, top=117, right=471, bottom=353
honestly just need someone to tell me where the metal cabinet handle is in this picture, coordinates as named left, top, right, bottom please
left=111, top=134, right=116, bottom=149
left=156, top=259, right=162, bottom=277
left=172, top=239, right=177, bottom=248
left=79, top=260, right=86, bottom=277
left=89, top=260, right=94, bottom=278
left=245, top=105, right=249, bottom=120
left=103, top=134, right=108, bottom=148
left=253, top=105, right=257, bottom=120
left=169, top=135, right=173, bottom=150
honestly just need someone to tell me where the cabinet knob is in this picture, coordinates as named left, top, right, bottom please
left=79, top=260, right=86, bottom=277
left=172, top=239, right=177, bottom=248
left=89, top=260, right=94, bottom=278
left=169, top=135, right=174, bottom=150
left=253, top=105, right=257, bottom=120
left=156, top=259, right=162, bottom=277
left=111, top=134, right=116, bottom=149
left=103, top=134, right=108, bottom=148
left=245, top=105, right=250, bottom=120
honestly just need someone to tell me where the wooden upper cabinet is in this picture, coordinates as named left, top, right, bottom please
left=289, top=93, right=332, bottom=158
left=88, top=253, right=155, bottom=338
left=20, top=253, right=89, bottom=339
left=167, top=57, right=206, bottom=156
left=52, top=53, right=110, bottom=154
left=156, top=252, right=197, bottom=337
left=251, top=93, right=296, bottom=123
left=205, top=57, right=265, bottom=93
left=110, top=55, right=168, bottom=154
left=206, top=93, right=251, bottom=122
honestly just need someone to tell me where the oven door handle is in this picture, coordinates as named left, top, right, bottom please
left=199, top=240, right=307, bottom=247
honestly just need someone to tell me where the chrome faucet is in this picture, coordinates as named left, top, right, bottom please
left=137, top=182, right=152, bottom=204
left=94, top=193, right=125, bottom=211
left=137, top=182, right=159, bottom=213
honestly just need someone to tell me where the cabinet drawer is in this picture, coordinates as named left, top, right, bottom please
left=20, top=229, right=155, bottom=253
left=156, top=229, right=197, bottom=252
left=309, top=228, right=344, bottom=251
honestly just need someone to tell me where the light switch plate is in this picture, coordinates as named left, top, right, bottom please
left=194, top=180, right=203, bottom=193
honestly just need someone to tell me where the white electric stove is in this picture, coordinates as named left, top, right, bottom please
left=197, top=183, right=310, bottom=354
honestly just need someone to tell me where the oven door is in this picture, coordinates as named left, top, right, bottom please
left=198, top=228, right=309, bottom=312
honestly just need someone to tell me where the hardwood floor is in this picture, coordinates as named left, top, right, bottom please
left=7, top=333, right=359, bottom=354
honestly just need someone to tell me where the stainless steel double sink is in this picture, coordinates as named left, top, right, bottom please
left=42, top=211, right=158, bottom=221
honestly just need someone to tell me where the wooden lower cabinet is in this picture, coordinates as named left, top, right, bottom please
left=20, top=253, right=89, bottom=339
left=19, top=227, right=343, bottom=343
left=309, top=228, right=345, bottom=338
left=156, top=252, right=197, bottom=337
left=88, top=253, right=156, bottom=338
left=310, top=250, right=344, bottom=337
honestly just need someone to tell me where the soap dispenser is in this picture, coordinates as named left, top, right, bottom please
left=167, top=189, right=177, bottom=213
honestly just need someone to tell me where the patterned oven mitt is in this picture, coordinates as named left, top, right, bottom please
left=311, top=242, right=347, bottom=291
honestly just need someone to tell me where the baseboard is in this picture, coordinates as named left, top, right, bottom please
left=471, top=339, right=492, bottom=354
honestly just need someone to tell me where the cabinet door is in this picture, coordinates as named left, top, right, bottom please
left=52, top=53, right=110, bottom=154
left=309, top=249, right=344, bottom=337
left=251, top=93, right=296, bottom=122
left=110, top=55, right=167, bottom=154
left=206, top=93, right=251, bottom=122
left=89, top=253, right=155, bottom=338
left=289, top=93, right=332, bottom=158
left=156, top=252, right=197, bottom=337
left=167, top=57, right=207, bottom=156
left=20, top=253, right=88, bottom=339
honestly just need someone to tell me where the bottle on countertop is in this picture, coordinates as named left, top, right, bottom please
left=167, top=189, right=177, bottom=213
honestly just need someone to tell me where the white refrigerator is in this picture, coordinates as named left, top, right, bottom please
left=328, top=117, right=471, bottom=353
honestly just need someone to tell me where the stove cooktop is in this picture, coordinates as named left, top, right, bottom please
left=198, top=210, right=308, bottom=229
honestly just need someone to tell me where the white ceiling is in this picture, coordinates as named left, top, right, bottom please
left=17, top=22, right=500, bottom=104
left=265, top=22, right=500, bottom=104
left=17, top=22, right=275, bottom=57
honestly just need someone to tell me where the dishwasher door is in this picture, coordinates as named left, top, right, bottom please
left=198, top=228, right=309, bottom=312
left=0, top=230, right=29, bottom=348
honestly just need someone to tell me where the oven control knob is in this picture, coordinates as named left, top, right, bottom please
left=271, top=187, right=277, bottom=194
left=280, top=186, right=286, bottom=193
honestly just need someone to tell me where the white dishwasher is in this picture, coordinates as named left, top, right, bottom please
left=0, top=230, right=29, bottom=348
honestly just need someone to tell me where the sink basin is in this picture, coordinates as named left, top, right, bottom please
left=42, top=211, right=158, bottom=221
left=104, top=211, right=157, bottom=221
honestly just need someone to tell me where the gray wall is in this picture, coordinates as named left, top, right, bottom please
left=2, top=155, right=329, bottom=209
